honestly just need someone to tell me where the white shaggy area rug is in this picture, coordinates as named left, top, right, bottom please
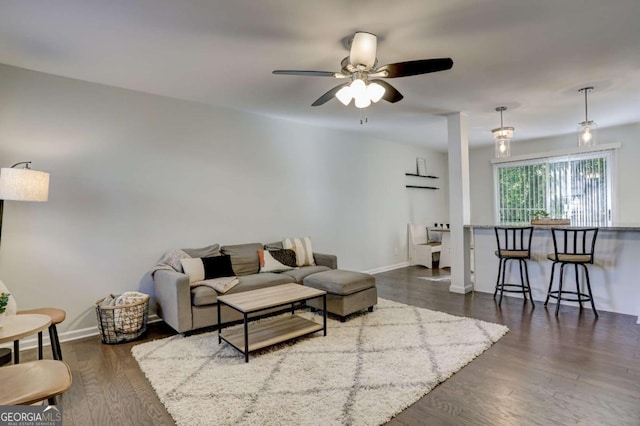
left=132, top=298, right=508, bottom=426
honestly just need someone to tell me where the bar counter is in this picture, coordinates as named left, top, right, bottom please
left=468, top=223, right=640, bottom=322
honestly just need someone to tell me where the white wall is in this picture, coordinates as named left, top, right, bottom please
left=469, top=122, right=640, bottom=224
left=0, top=64, right=448, bottom=332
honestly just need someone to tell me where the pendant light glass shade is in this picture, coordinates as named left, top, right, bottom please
left=492, top=106, right=514, bottom=159
left=577, top=87, right=597, bottom=147
left=495, top=139, right=510, bottom=158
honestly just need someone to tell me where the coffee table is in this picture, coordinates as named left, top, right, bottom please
left=217, top=283, right=327, bottom=362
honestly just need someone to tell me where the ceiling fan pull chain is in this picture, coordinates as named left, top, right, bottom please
left=359, top=109, right=368, bottom=125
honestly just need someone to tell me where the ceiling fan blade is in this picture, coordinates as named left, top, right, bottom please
left=370, top=79, right=404, bottom=103
left=349, top=32, right=377, bottom=69
left=377, top=58, right=453, bottom=78
left=273, top=70, right=336, bottom=77
left=311, top=83, right=349, bottom=106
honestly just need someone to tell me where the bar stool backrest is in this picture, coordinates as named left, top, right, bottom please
left=494, top=226, right=534, bottom=256
left=550, top=228, right=598, bottom=263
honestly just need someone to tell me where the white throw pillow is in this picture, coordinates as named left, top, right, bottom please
left=282, top=237, right=315, bottom=267
left=180, top=258, right=206, bottom=284
left=259, top=250, right=295, bottom=273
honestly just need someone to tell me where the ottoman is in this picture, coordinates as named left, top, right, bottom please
left=303, top=269, right=377, bottom=321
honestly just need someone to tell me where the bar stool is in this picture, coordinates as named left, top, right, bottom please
left=545, top=228, right=599, bottom=317
left=17, top=308, right=66, bottom=360
left=493, top=226, right=535, bottom=305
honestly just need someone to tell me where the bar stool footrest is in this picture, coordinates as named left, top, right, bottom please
left=495, top=283, right=533, bottom=294
left=547, top=290, right=593, bottom=303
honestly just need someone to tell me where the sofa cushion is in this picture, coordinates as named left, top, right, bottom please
left=281, top=265, right=331, bottom=283
left=190, top=272, right=296, bottom=306
left=191, top=285, right=219, bottom=307
left=182, top=244, right=220, bottom=258
left=231, top=273, right=296, bottom=294
left=221, top=243, right=262, bottom=276
left=181, top=255, right=235, bottom=284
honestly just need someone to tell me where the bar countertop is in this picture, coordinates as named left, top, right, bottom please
left=466, top=223, right=640, bottom=231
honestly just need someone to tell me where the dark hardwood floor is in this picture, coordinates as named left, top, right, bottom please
left=17, top=266, right=640, bottom=425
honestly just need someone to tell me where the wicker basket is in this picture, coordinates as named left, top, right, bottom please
left=95, top=294, right=149, bottom=344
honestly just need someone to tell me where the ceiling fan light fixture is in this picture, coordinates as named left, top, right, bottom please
left=335, top=86, right=353, bottom=105
left=577, top=87, right=597, bottom=147
left=492, top=106, right=514, bottom=159
left=367, top=82, right=385, bottom=103
left=350, top=32, right=377, bottom=69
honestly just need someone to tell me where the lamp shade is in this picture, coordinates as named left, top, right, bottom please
left=0, top=167, right=49, bottom=202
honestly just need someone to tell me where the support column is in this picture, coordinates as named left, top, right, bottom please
left=447, top=113, right=473, bottom=294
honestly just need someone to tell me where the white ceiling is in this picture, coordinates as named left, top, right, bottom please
left=1, top=0, right=639, bottom=151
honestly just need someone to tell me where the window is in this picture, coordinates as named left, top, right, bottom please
left=494, top=151, right=613, bottom=225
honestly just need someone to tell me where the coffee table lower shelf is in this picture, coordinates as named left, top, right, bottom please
left=220, top=315, right=323, bottom=356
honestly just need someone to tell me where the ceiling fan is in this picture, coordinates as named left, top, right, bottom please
left=273, top=31, right=453, bottom=108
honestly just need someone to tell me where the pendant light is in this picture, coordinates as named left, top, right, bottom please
left=577, top=87, right=597, bottom=147
left=492, top=106, right=514, bottom=158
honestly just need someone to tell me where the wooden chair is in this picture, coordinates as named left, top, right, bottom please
left=0, top=360, right=72, bottom=405
left=408, top=224, right=442, bottom=269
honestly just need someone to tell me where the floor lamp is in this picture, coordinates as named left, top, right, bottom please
left=0, top=161, right=50, bottom=246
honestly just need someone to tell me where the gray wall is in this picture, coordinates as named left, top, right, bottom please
left=0, top=64, right=448, bottom=332
left=469, top=122, right=640, bottom=224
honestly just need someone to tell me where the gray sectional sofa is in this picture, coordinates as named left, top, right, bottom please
left=153, top=242, right=337, bottom=333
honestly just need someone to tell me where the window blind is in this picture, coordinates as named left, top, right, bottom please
left=495, top=151, right=612, bottom=225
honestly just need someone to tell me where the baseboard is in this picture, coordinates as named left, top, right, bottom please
left=364, top=261, right=410, bottom=275
left=0, top=314, right=161, bottom=352
left=449, top=283, right=474, bottom=294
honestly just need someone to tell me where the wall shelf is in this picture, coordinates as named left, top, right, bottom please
left=405, top=173, right=439, bottom=179
left=406, top=185, right=439, bottom=190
